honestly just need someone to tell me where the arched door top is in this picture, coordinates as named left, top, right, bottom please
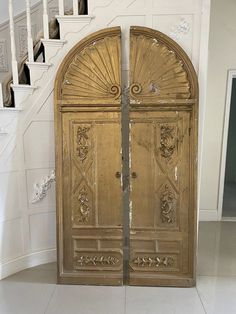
left=55, top=27, right=121, bottom=106
left=130, top=26, right=198, bottom=104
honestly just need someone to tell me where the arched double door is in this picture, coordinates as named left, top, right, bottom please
left=54, top=26, right=198, bottom=286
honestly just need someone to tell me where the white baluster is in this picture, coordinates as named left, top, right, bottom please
left=8, top=0, right=19, bottom=85
left=73, top=0, right=78, bottom=15
left=43, top=0, right=49, bottom=39
left=26, top=0, right=34, bottom=62
left=0, top=83, right=3, bottom=108
left=58, top=0, right=64, bottom=15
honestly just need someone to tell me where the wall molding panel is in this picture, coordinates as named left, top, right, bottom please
left=0, top=249, right=56, bottom=280
left=0, top=39, right=8, bottom=72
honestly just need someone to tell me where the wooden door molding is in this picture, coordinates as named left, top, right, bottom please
left=54, top=27, right=123, bottom=285
left=129, top=26, right=198, bottom=287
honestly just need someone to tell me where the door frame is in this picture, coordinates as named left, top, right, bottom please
left=218, top=69, right=236, bottom=220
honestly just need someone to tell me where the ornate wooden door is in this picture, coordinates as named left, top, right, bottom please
left=54, top=27, right=123, bottom=285
left=128, top=27, right=198, bottom=287
left=54, top=26, right=198, bottom=287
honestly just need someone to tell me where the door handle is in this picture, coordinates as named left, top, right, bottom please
left=131, top=172, right=137, bottom=179
left=115, top=171, right=121, bottom=178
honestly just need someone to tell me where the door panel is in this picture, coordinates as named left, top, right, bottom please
left=61, top=112, right=123, bottom=285
left=55, top=27, right=122, bottom=285
left=129, top=110, right=193, bottom=286
left=128, top=26, right=198, bottom=287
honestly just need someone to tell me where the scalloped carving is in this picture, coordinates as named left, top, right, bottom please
left=61, top=34, right=121, bottom=101
left=130, top=31, right=191, bottom=100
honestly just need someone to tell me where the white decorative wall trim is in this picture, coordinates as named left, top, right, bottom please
left=0, top=248, right=56, bottom=280
left=0, top=39, right=8, bottom=72
left=0, top=126, right=8, bottom=134
left=169, top=18, right=190, bottom=41
left=31, top=170, right=55, bottom=203
left=199, top=209, right=219, bottom=221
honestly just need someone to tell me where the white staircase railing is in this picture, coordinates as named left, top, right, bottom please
left=0, top=0, right=85, bottom=108
left=0, top=83, right=3, bottom=108
left=8, top=0, right=19, bottom=85
left=43, top=0, right=50, bottom=40
left=26, top=0, right=34, bottom=62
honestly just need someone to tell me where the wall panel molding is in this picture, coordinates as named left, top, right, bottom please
left=199, top=209, right=218, bottom=221
left=0, top=39, right=8, bottom=72
left=0, top=249, right=56, bottom=280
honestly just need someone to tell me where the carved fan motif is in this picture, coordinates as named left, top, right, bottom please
left=62, top=35, right=121, bottom=100
left=130, top=34, right=191, bottom=100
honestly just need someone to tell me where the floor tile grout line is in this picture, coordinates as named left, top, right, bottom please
left=44, top=284, right=57, bottom=314
left=124, top=286, right=127, bottom=314
left=196, top=286, right=207, bottom=314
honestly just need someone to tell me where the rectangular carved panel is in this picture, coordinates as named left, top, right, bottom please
left=129, top=110, right=194, bottom=286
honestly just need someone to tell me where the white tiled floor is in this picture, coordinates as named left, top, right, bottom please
left=1, top=222, right=236, bottom=314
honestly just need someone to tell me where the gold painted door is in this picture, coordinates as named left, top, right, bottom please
left=128, top=26, right=198, bottom=287
left=54, top=26, right=198, bottom=287
left=54, top=27, right=123, bottom=285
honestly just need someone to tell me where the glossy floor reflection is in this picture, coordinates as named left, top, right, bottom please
left=0, top=222, right=236, bottom=314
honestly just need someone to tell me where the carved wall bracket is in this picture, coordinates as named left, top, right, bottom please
left=31, top=170, right=55, bottom=203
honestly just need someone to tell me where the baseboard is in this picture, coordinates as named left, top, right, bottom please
left=199, top=209, right=219, bottom=221
left=0, top=248, right=56, bottom=280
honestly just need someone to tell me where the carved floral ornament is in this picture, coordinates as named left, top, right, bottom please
left=132, top=256, right=174, bottom=268
left=31, top=170, right=55, bottom=203
left=76, top=126, right=91, bottom=163
left=160, top=184, right=176, bottom=224
left=73, top=185, right=90, bottom=224
left=169, top=18, right=190, bottom=41
left=76, top=255, right=119, bottom=266
left=160, top=124, right=176, bottom=159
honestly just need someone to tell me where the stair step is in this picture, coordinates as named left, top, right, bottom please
left=41, top=39, right=67, bottom=63
left=55, top=15, right=95, bottom=39
left=11, top=84, right=37, bottom=109
left=0, top=107, right=23, bottom=112
left=26, top=62, right=52, bottom=86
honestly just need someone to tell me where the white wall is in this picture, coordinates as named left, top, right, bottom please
left=0, top=0, right=210, bottom=278
left=0, top=0, right=40, bottom=24
left=200, top=0, right=236, bottom=220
